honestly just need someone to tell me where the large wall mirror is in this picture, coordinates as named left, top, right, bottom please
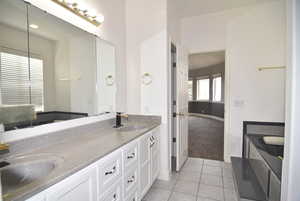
left=0, top=0, right=116, bottom=131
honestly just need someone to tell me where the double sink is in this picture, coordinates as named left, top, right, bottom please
left=0, top=124, right=147, bottom=200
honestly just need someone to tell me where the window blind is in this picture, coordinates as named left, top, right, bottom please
left=0, top=52, right=44, bottom=111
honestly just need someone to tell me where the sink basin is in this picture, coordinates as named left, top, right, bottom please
left=1, top=153, right=63, bottom=195
left=1, top=161, right=55, bottom=194
left=117, top=125, right=147, bottom=132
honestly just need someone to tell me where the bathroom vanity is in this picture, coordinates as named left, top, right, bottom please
left=1, top=115, right=161, bottom=201
left=232, top=121, right=284, bottom=201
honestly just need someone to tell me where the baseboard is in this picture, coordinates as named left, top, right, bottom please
left=158, top=169, right=171, bottom=181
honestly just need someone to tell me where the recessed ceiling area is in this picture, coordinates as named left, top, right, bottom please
left=174, top=0, right=278, bottom=18
left=189, top=51, right=225, bottom=70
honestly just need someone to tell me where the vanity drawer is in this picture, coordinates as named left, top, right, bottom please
left=125, top=190, right=138, bottom=201
left=100, top=179, right=123, bottom=201
left=123, top=166, right=138, bottom=196
left=123, top=141, right=138, bottom=168
left=99, top=150, right=123, bottom=194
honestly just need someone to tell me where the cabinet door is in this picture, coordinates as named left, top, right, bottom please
left=150, top=128, right=160, bottom=183
left=26, top=193, right=46, bottom=201
left=46, top=166, right=97, bottom=201
left=139, top=132, right=151, bottom=198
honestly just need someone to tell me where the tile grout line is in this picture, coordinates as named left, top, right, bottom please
left=166, top=169, right=180, bottom=201
left=195, top=160, right=204, bottom=200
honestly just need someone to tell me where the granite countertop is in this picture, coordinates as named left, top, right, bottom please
left=247, top=134, right=283, bottom=180
left=3, top=115, right=161, bottom=201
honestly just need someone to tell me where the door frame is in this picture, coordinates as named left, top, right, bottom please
left=281, top=0, right=300, bottom=200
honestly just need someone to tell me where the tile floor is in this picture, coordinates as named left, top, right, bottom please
left=142, top=157, right=238, bottom=201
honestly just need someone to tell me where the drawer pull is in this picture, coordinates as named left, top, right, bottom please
left=150, top=142, right=155, bottom=147
left=127, top=175, right=135, bottom=183
left=127, top=153, right=135, bottom=159
left=112, top=193, right=117, bottom=201
left=105, top=166, right=116, bottom=175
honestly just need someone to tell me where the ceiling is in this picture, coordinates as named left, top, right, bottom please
left=189, top=51, right=225, bottom=70
left=174, top=0, right=277, bottom=18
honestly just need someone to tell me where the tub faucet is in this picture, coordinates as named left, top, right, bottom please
left=0, top=124, right=9, bottom=168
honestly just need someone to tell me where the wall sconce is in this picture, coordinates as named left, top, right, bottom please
left=51, top=0, right=104, bottom=26
left=142, top=73, right=152, bottom=85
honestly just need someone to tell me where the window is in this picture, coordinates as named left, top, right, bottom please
left=212, top=75, right=222, bottom=102
left=197, top=78, right=210, bottom=101
left=0, top=52, right=44, bottom=111
left=188, top=80, right=193, bottom=101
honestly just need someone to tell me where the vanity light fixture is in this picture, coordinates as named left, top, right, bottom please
left=29, top=24, right=39, bottom=29
left=51, top=0, right=104, bottom=26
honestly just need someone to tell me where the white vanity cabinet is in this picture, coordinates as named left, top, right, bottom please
left=46, top=165, right=97, bottom=201
left=150, top=127, right=160, bottom=183
left=138, top=127, right=160, bottom=198
left=25, top=193, right=46, bottom=201
left=138, top=132, right=151, bottom=198
left=24, top=126, right=160, bottom=201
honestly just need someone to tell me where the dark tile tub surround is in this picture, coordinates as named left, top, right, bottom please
left=243, top=121, right=284, bottom=180
left=2, top=115, right=161, bottom=201
left=231, top=157, right=267, bottom=201
left=230, top=121, right=284, bottom=201
left=4, top=111, right=88, bottom=131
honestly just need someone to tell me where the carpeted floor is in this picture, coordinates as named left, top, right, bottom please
left=188, top=116, right=224, bottom=161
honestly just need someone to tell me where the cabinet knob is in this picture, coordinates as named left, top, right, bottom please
left=112, top=193, right=117, bottom=201
left=105, top=166, right=116, bottom=175
left=127, top=152, right=135, bottom=159
left=127, top=175, right=135, bottom=183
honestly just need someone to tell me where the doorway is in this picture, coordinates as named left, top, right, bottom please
left=188, top=51, right=225, bottom=161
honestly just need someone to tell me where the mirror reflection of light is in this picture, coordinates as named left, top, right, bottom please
left=29, top=24, right=39, bottom=29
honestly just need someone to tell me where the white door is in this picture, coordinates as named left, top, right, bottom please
left=175, top=45, right=189, bottom=171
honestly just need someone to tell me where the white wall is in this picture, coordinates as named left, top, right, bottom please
left=181, top=9, right=243, bottom=54
left=126, top=0, right=171, bottom=180
left=126, top=0, right=167, bottom=114
left=167, top=0, right=181, bottom=43
left=226, top=1, right=286, bottom=158
left=27, top=0, right=127, bottom=112
left=180, top=0, right=286, bottom=160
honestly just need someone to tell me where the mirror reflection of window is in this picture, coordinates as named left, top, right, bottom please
left=0, top=51, right=44, bottom=111
left=197, top=78, right=210, bottom=101
left=213, top=75, right=222, bottom=102
left=188, top=80, right=193, bottom=101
